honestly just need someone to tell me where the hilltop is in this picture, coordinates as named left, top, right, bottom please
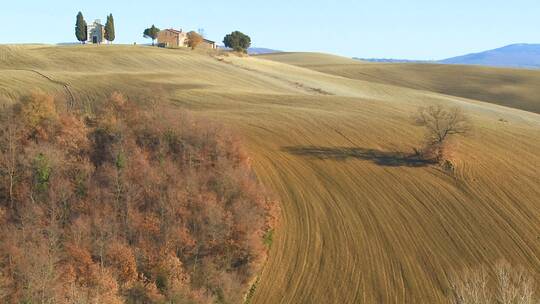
left=1, top=45, right=539, bottom=303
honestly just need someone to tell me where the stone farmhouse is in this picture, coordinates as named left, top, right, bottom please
left=157, top=28, right=217, bottom=49
left=87, top=19, right=105, bottom=44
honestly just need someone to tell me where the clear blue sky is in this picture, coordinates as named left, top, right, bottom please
left=0, top=0, right=538, bottom=60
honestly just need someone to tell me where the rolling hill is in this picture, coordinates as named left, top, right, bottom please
left=260, top=52, right=540, bottom=114
left=1, top=45, right=539, bottom=303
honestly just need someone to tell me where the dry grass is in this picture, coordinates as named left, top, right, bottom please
left=1, top=45, right=539, bottom=303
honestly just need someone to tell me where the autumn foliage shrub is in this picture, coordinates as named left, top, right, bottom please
left=0, top=92, right=278, bottom=303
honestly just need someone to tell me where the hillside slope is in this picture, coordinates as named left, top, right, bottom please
left=259, top=52, right=540, bottom=114
left=1, top=45, right=539, bottom=303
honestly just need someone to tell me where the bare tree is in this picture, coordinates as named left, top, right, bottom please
left=495, top=260, right=536, bottom=304
left=414, top=104, right=470, bottom=161
left=0, top=106, right=23, bottom=209
left=449, top=260, right=537, bottom=304
left=450, top=266, right=491, bottom=304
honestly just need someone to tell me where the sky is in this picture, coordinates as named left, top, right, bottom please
left=0, top=0, right=538, bottom=60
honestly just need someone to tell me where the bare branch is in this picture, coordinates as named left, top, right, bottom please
left=450, top=260, right=537, bottom=304
left=413, top=105, right=471, bottom=163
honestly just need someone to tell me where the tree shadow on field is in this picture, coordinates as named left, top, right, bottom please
left=282, top=146, right=434, bottom=167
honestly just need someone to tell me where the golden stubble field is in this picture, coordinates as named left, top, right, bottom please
left=1, top=45, right=539, bottom=303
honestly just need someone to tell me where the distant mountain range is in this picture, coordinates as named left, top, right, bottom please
left=354, top=58, right=431, bottom=64
left=358, top=44, right=540, bottom=69
left=216, top=46, right=281, bottom=55
left=440, top=44, right=540, bottom=68
left=247, top=47, right=282, bottom=55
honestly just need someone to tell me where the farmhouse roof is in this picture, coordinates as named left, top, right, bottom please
left=165, top=28, right=183, bottom=34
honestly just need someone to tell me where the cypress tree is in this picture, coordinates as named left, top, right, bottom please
left=105, top=14, right=115, bottom=43
left=75, top=12, right=88, bottom=44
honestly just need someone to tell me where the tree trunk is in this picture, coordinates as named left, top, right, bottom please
left=9, top=170, right=14, bottom=209
left=6, top=126, right=16, bottom=209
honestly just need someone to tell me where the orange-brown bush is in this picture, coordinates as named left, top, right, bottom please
left=0, top=92, right=278, bottom=304
left=187, top=31, right=204, bottom=50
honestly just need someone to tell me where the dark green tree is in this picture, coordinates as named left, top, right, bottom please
left=223, top=31, right=251, bottom=53
left=104, top=14, right=115, bottom=43
left=75, top=12, right=88, bottom=44
left=143, top=25, right=160, bottom=46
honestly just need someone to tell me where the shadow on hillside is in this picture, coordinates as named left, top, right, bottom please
left=282, top=146, right=433, bottom=167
